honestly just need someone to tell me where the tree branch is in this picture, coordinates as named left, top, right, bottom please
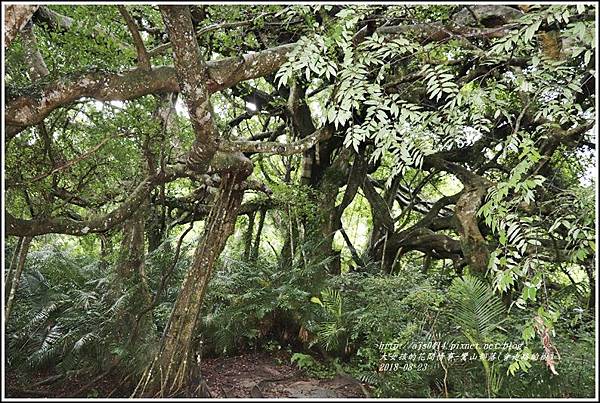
left=4, top=4, right=39, bottom=48
left=218, top=126, right=333, bottom=156
left=5, top=167, right=188, bottom=237
left=118, top=5, right=150, bottom=70
left=5, top=43, right=295, bottom=136
left=147, top=12, right=272, bottom=58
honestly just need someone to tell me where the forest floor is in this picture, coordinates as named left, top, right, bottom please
left=5, top=351, right=368, bottom=398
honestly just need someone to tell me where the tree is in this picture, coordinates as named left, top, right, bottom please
left=3, top=3, right=596, bottom=397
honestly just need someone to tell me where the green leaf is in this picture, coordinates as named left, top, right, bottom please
left=522, top=325, right=535, bottom=341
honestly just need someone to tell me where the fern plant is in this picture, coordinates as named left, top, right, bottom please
left=312, top=288, right=350, bottom=354
left=199, top=236, right=333, bottom=355
left=448, top=275, right=507, bottom=397
left=5, top=244, right=157, bottom=380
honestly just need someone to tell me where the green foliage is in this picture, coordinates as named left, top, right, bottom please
left=311, top=288, right=349, bottom=353
left=5, top=240, right=161, bottom=379
left=314, top=270, right=445, bottom=396
left=7, top=230, right=177, bottom=382
left=449, top=275, right=506, bottom=341
left=290, top=352, right=317, bottom=370
left=199, top=237, right=332, bottom=355
left=448, top=275, right=507, bottom=396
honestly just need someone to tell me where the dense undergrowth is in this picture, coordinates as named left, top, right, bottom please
left=5, top=235, right=594, bottom=398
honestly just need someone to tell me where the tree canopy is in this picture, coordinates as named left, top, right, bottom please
left=3, top=3, right=597, bottom=399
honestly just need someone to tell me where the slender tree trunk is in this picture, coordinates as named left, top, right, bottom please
left=583, top=256, right=595, bottom=312
left=116, top=210, right=148, bottom=286
left=5, top=237, right=24, bottom=303
left=133, top=172, right=245, bottom=397
left=243, top=210, right=255, bottom=260
left=251, top=207, right=266, bottom=260
left=99, top=233, right=112, bottom=271
left=316, top=194, right=339, bottom=273
left=5, top=236, right=32, bottom=321
left=115, top=208, right=154, bottom=347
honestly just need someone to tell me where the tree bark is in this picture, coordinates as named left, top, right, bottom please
left=454, top=185, right=490, bottom=274
left=21, top=21, right=49, bottom=80
left=251, top=207, right=266, bottom=260
left=131, top=6, right=254, bottom=396
left=112, top=207, right=156, bottom=351
left=133, top=172, right=246, bottom=397
left=5, top=237, right=25, bottom=304
left=5, top=237, right=32, bottom=321
left=243, top=210, right=256, bottom=260
left=4, top=4, right=39, bottom=48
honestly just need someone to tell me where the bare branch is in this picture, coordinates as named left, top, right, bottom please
left=12, top=135, right=114, bottom=186
left=218, top=126, right=333, bottom=156
left=147, top=12, right=272, bottom=58
left=118, top=5, right=150, bottom=70
left=5, top=166, right=189, bottom=237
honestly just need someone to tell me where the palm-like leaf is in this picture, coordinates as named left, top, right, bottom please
left=449, top=275, right=506, bottom=397
left=449, top=275, right=506, bottom=340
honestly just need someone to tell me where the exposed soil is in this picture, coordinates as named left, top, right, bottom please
left=5, top=352, right=369, bottom=398
left=202, top=351, right=368, bottom=398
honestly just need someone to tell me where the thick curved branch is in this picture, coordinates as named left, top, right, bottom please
left=21, top=21, right=49, bottom=80
left=452, top=5, right=523, bottom=26
left=534, top=120, right=596, bottom=174
left=361, top=175, right=395, bottom=234
left=376, top=21, right=519, bottom=43
left=411, top=193, right=460, bottom=231
left=5, top=43, right=296, bottom=137
left=32, top=5, right=74, bottom=31
left=6, top=15, right=520, bottom=136
left=392, top=228, right=463, bottom=260
left=160, top=5, right=219, bottom=172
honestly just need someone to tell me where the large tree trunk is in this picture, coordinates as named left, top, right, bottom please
left=454, top=185, right=490, bottom=275
left=362, top=176, right=396, bottom=273
left=305, top=147, right=358, bottom=274
left=133, top=172, right=246, bottom=397
left=131, top=6, right=253, bottom=397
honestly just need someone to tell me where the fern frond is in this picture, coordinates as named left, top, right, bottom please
left=449, top=275, right=505, bottom=340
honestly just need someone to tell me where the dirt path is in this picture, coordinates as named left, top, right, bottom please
left=202, top=352, right=367, bottom=398
left=6, top=352, right=368, bottom=398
